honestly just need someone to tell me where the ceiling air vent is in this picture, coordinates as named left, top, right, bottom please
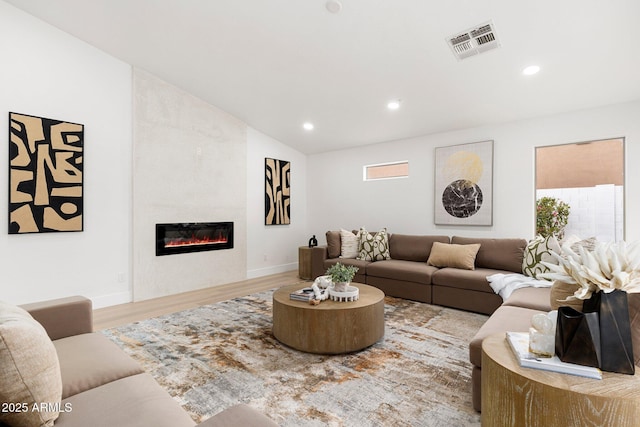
left=447, top=21, right=500, bottom=60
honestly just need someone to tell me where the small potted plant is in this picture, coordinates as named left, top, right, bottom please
left=325, top=262, right=359, bottom=292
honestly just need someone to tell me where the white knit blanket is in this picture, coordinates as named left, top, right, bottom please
left=487, top=273, right=552, bottom=300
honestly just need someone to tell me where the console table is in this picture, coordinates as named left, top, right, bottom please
left=481, top=332, right=640, bottom=426
left=272, top=283, right=384, bottom=354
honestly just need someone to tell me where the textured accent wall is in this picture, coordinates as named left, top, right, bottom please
left=132, top=69, right=247, bottom=301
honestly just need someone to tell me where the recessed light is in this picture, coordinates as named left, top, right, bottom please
left=303, top=122, right=314, bottom=131
left=387, top=99, right=401, bottom=110
left=326, top=1, right=342, bottom=14
left=522, top=65, right=540, bottom=76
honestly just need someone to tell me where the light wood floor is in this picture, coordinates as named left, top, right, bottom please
left=94, top=270, right=305, bottom=330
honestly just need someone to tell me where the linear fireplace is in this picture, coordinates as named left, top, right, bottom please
left=156, top=222, right=234, bottom=256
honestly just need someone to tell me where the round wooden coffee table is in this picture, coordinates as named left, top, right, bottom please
left=272, top=283, right=385, bottom=354
left=482, top=332, right=640, bottom=426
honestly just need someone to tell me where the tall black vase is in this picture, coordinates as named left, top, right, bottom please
left=582, top=289, right=635, bottom=374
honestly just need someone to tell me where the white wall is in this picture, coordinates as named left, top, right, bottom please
left=0, top=1, right=133, bottom=307
left=307, top=101, right=640, bottom=244
left=247, top=128, right=307, bottom=278
left=132, top=69, right=248, bottom=301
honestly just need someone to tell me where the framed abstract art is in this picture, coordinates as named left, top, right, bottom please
left=434, top=140, right=493, bottom=226
left=9, top=112, right=84, bottom=233
left=265, top=157, right=290, bottom=225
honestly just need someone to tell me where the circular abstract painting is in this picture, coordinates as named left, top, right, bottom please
left=442, top=179, right=483, bottom=218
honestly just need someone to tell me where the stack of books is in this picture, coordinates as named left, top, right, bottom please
left=289, top=287, right=315, bottom=302
left=505, top=332, right=602, bottom=379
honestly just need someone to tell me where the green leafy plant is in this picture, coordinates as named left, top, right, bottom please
left=536, top=196, right=571, bottom=239
left=325, top=262, right=359, bottom=283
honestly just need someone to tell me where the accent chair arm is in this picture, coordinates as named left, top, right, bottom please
left=20, top=295, right=93, bottom=341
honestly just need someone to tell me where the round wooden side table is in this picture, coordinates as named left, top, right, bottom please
left=481, top=332, right=640, bottom=426
left=272, top=283, right=385, bottom=354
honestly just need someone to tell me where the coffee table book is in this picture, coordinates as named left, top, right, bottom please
left=505, top=332, right=602, bottom=380
left=289, top=287, right=314, bottom=302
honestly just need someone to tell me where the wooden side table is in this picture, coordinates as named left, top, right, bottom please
left=272, top=283, right=385, bottom=354
left=298, top=246, right=312, bottom=279
left=481, top=332, right=640, bottom=426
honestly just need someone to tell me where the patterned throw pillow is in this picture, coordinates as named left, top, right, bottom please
left=522, top=235, right=561, bottom=278
left=357, top=227, right=390, bottom=261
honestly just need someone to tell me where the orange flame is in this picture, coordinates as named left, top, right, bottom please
left=164, top=233, right=228, bottom=248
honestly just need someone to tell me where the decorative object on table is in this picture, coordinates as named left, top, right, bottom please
left=536, top=196, right=570, bottom=240
left=506, top=332, right=601, bottom=379
left=325, top=262, right=358, bottom=292
left=310, top=275, right=332, bottom=303
left=329, top=285, right=359, bottom=302
left=583, top=290, right=634, bottom=374
left=308, top=235, right=318, bottom=248
left=289, top=287, right=315, bottom=302
left=541, top=240, right=640, bottom=374
left=434, top=140, right=493, bottom=226
left=9, top=112, right=84, bottom=233
left=264, top=157, right=290, bottom=225
left=529, top=311, right=557, bottom=357
left=555, top=306, right=602, bottom=368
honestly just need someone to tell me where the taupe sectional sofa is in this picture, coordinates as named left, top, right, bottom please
left=311, top=230, right=552, bottom=412
left=311, top=232, right=527, bottom=315
left=1, top=296, right=277, bottom=427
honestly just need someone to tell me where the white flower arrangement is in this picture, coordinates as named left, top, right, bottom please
left=540, top=240, right=640, bottom=300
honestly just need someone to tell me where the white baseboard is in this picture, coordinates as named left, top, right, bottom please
left=246, top=263, right=297, bottom=279
left=91, top=291, right=132, bottom=309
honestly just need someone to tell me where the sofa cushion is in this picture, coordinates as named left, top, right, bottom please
left=326, top=230, right=341, bottom=258
left=452, top=236, right=526, bottom=273
left=54, top=373, right=195, bottom=427
left=431, top=267, right=501, bottom=293
left=469, top=305, right=545, bottom=367
left=427, top=242, right=480, bottom=270
left=502, top=287, right=552, bottom=312
left=54, top=333, right=144, bottom=399
left=389, top=234, right=450, bottom=262
left=522, top=235, right=561, bottom=278
left=0, top=301, right=62, bottom=427
left=366, top=260, right=439, bottom=284
left=339, top=229, right=359, bottom=258
left=357, top=227, right=390, bottom=261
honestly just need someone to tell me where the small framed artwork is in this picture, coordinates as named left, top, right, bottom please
left=9, top=112, right=84, bottom=233
left=434, top=140, right=493, bottom=226
left=265, top=157, right=290, bottom=225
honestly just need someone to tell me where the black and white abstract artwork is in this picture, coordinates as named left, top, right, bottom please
left=434, top=140, right=493, bottom=225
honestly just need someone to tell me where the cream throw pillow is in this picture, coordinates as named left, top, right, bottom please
left=0, top=301, right=62, bottom=427
left=339, top=229, right=359, bottom=259
left=427, top=242, right=481, bottom=270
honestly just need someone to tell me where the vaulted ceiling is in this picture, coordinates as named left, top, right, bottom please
left=5, top=0, right=640, bottom=154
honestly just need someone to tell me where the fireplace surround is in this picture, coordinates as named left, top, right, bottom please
left=156, top=222, right=234, bottom=256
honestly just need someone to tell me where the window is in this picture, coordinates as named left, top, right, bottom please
left=363, top=161, right=409, bottom=181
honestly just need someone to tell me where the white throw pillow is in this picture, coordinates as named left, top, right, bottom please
left=339, top=229, right=359, bottom=258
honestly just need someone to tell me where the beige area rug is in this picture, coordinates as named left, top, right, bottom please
left=102, top=290, right=488, bottom=426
